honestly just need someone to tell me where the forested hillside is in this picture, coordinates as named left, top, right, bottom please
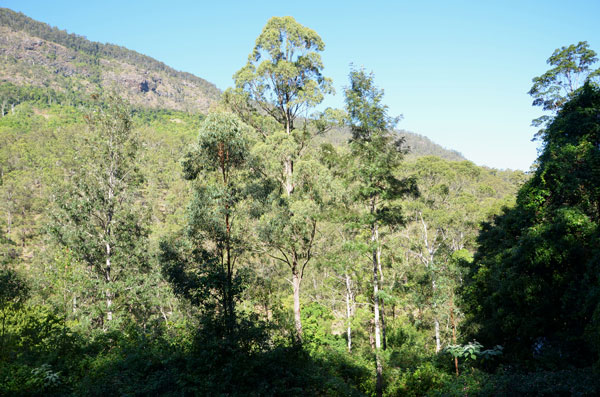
left=0, top=7, right=220, bottom=112
left=1, top=10, right=599, bottom=397
left=320, top=126, right=466, bottom=162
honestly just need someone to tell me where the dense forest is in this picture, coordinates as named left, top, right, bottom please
left=1, top=12, right=600, bottom=397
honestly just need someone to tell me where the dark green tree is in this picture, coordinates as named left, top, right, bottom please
left=464, top=83, right=600, bottom=366
left=162, top=111, right=257, bottom=334
left=0, top=268, right=28, bottom=359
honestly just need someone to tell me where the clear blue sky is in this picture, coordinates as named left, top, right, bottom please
left=3, top=0, right=599, bottom=170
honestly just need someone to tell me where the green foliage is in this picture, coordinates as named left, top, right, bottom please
left=2, top=305, right=69, bottom=363
left=4, top=11, right=591, bottom=395
left=345, top=67, right=418, bottom=214
left=0, top=84, right=523, bottom=397
left=227, top=16, right=339, bottom=342
left=0, top=82, right=88, bottom=112
left=0, top=268, right=29, bottom=360
left=0, top=362, right=62, bottom=396
left=163, top=111, right=262, bottom=337
left=432, top=367, right=600, bottom=396
left=444, top=341, right=503, bottom=364
left=0, top=268, right=29, bottom=310
left=343, top=66, right=420, bottom=396
left=301, top=302, right=342, bottom=352
left=391, top=362, right=451, bottom=397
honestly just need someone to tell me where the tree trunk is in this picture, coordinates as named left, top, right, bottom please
left=376, top=354, right=383, bottom=397
left=104, top=153, right=115, bottom=325
left=372, top=222, right=383, bottom=397
left=105, top=242, right=113, bottom=323
left=451, top=295, right=459, bottom=376
left=0, top=308, right=6, bottom=357
left=225, top=207, right=235, bottom=331
left=434, top=317, right=441, bottom=353
left=285, top=158, right=294, bottom=196
left=432, top=278, right=441, bottom=353
left=6, top=210, right=11, bottom=235
left=369, top=319, right=375, bottom=350
left=376, top=235, right=387, bottom=350
left=284, top=116, right=294, bottom=196
left=381, top=301, right=387, bottom=350
left=345, top=273, right=353, bottom=352
left=292, top=266, right=303, bottom=341
left=220, top=142, right=236, bottom=332
left=372, top=225, right=381, bottom=350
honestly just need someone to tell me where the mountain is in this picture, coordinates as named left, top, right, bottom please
left=399, top=130, right=465, bottom=161
left=0, top=7, right=465, bottom=161
left=0, top=7, right=220, bottom=112
left=320, top=126, right=465, bottom=161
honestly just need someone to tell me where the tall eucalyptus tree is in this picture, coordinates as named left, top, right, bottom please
left=228, top=16, right=334, bottom=340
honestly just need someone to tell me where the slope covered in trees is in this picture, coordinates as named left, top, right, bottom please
left=0, top=7, right=220, bottom=112
left=2, top=9, right=600, bottom=396
left=319, top=126, right=466, bottom=162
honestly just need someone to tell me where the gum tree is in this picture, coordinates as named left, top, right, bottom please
left=163, top=111, right=255, bottom=333
left=229, top=16, right=334, bottom=340
left=529, top=41, right=600, bottom=133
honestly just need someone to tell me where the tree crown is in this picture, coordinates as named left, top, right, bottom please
left=233, top=16, right=333, bottom=131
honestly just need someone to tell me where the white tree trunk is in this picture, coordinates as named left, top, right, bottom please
left=376, top=228, right=387, bottom=350
left=434, top=317, right=441, bottom=353
left=292, top=268, right=303, bottom=341
left=345, top=273, right=353, bottom=352
left=372, top=222, right=383, bottom=397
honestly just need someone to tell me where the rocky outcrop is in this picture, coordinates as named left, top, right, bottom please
left=0, top=24, right=219, bottom=112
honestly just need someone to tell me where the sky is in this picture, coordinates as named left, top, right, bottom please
left=2, top=0, right=599, bottom=170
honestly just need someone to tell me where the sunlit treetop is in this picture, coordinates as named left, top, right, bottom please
left=529, top=41, right=600, bottom=113
left=233, top=16, right=333, bottom=133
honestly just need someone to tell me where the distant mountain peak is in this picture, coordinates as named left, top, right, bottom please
left=319, top=125, right=465, bottom=161
left=396, top=130, right=465, bottom=161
